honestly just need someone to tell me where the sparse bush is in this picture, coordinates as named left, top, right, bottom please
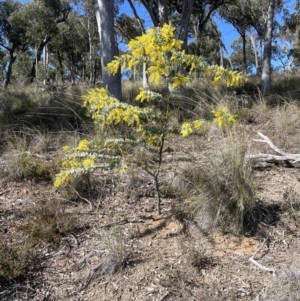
left=4, top=130, right=57, bottom=181
left=6, top=154, right=54, bottom=180
left=0, top=237, right=33, bottom=283
left=17, top=199, right=80, bottom=244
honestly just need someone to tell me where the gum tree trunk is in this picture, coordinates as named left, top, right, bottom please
left=261, top=0, right=275, bottom=95
left=95, top=0, right=122, bottom=100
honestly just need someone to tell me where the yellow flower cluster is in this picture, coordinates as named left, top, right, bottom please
left=171, top=72, right=189, bottom=89
left=207, top=66, right=244, bottom=87
left=82, top=88, right=151, bottom=128
left=106, top=24, right=192, bottom=89
left=135, top=88, right=163, bottom=103
left=212, top=107, right=236, bottom=128
left=54, top=144, right=96, bottom=187
left=180, top=120, right=202, bottom=137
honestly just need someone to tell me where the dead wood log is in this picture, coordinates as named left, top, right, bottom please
left=248, top=132, right=300, bottom=165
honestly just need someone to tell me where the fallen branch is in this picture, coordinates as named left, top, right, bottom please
left=68, top=185, right=93, bottom=210
left=249, top=238, right=276, bottom=277
left=248, top=132, right=300, bottom=165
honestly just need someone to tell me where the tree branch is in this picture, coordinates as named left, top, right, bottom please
left=248, top=132, right=300, bottom=165
left=127, top=0, right=146, bottom=34
left=249, top=238, right=276, bottom=277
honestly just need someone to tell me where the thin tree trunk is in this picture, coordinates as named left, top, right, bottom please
left=249, top=29, right=260, bottom=75
left=142, top=62, right=149, bottom=89
left=178, top=0, right=195, bottom=51
left=95, top=0, right=122, bottom=100
left=261, top=0, right=275, bottom=95
left=4, top=48, right=16, bottom=88
left=139, top=0, right=159, bottom=26
left=127, top=0, right=146, bottom=33
left=241, top=33, right=247, bottom=73
left=219, top=42, right=223, bottom=67
left=87, top=17, right=94, bottom=84
left=30, top=36, right=51, bottom=83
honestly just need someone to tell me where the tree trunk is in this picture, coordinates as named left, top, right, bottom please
left=4, top=48, right=16, bottom=88
left=178, top=0, right=195, bottom=51
left=57, top=50, right=65, bottom=83
left=142, top=62, right=149, bottom=89
left=30, top=36, right=51, bottom=83
left=249, top=29, right=260, bottom=75
left=139, top=0, right=159, bottom=26
left=157, top=0, right=168, bottom=25
left=95, top=0, right=122, bottom=100
left=87, top=17, right=94, bottom=84
left=241, top=33, right=247, bottom=73
left=261, top=0, right=275, bottom=95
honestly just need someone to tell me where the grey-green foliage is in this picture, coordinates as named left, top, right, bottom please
left=187, top=21, right=222, bottom=66
left=230, top=36, right=256, bottom=73
left=9, top=1, right=60, bottom=46
left=8, top=0, right=71, bottom=82
left=282, top=0, right=300, bottom=68
left=0, top=0, right=26, bottom=86
left=115, top=14, right=144, bottom=42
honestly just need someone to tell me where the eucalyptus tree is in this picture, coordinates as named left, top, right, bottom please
left=95, top=0, right=122, bottom=99
left=188, top=20, right=223, bottom=65
left=115, top=14, right=144, bottom=43
left=281, top=0, right=300, bottom=69
left=49, top=12, right=91, bottom=84
left=218, top=2, right=252, bottom=73
left=0, top=0, right=26, bottom=87
left=230, top=36, right=256, bottom=73
left=9, top=0, right=71, bottom=83
left=261, top=0, right=275, bottom=95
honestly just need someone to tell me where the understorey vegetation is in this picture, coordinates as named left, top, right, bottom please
left=1, top=9, right=300, bottom=300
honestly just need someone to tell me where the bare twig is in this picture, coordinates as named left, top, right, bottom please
left=68, top=185, right=93, bottom=210
left=158, top=291, right=169, bottom=301
left=249, top=238, right=276, bottom=277
left=99, top=218, right=144, bottom=229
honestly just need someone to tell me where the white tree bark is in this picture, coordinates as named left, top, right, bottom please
left=95, top=0, right=122, bottom=100
left=249, top=29, right=260, bottom=75
left=261, top=0, right=275, bottom=95
left=157, top=0, right=168, bottom=25
left=248, top=132, right=300, bottom=165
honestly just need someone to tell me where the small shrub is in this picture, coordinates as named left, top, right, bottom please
left=0, top=237, right=33, bottom=283
left=4, top=130, right=56, bottom=181
left=17, top=199, right=80, bottom=244
left=55, top=24, right=242, bottom=215
left=7, top=154, right=53, bottom=180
